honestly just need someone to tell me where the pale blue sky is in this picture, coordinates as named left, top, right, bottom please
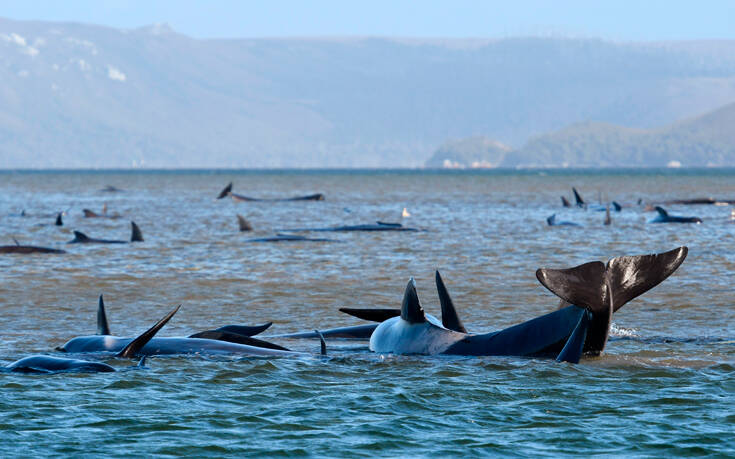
left=1, top=0, right=733, bottom=40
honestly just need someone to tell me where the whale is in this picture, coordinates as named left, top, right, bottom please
left=83, top=208, right=122, bottom=219
left=216, top=182, right=324, bottom=202
left=650, top=206, right=702, bottom=224
left=561, top=196, right=571, bottom=207
left=93, top=294, right=289, bottom=351
left=237, top=215, right=253, bottom=232
left=245, top=234, right=337, bottom=243
left=569, top=188, right=621, bottom=212
left=546, top=214, right=580, bottom=226
left=4, top=305, right=179, bottom=373
left=278, top=221, right=420, bottom=232
left=59, top=297, right=324, bottom=357
left=362, top=247, right=687, bottom=363
left=69, top=221, right=144, bottom=244
left=0, top=240, right=66, bottom=254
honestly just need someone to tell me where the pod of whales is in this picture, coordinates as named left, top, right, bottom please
left=217, top=182, right=324, bottom=202
left=4, top=305, right=179, bottom=373
left=69, top=221, right=144, bottom=244
left=650, top=206, right=702, bottom=224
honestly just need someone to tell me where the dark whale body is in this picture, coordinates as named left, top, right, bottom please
left=280, top=221, right=420, bottom=232
left=0, top=244, right=66, bottom=254
left=546, top=214, right=580, bottom=226
left=69, top=222, right=144, bottom=244
left=650, top=206, right=702, bottom=224
left=245, top=234, right=337, bottom=243
left=216, top=182, right=324, bottom=202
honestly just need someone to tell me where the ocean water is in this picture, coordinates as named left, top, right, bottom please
left=0, top=169, right=733, bottom=457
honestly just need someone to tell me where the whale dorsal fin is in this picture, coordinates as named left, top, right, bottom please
left=117, top=305, right=180, bottom=358
left=217, top=182, right=233, bottom=199
left=572, top=187, right=585, bottom=207
left=55, top=213, right=63, bottom=226
left=401, top=278, right=426, bottom=324
left=72, top=231, right=91, bottom=242
left=339, top=308, right=400, bottom=322
left=97, top=294, right=111, bottom=335
left=83, top=209, right=99, bottom=218
left=130, top=221, right=144, bottom=242
left=237, top=215, right=253, bottom=232
left=612, top=201, right=622, bottom=212
left=655, top=206, right=669, bottom=217
left=435, top=271, right=467, bottom=333
left=547, top=214, right=556, bottom=226
left=561, top=196, right=571, bottom=207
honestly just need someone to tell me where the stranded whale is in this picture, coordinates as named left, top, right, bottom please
left=0, top=239, right=66, bottom=254
left=217, top=182, right=324, bottom=202
left=69, top=222, right=144, bottom=244
left=278, top=221, right=420, bottom=232
left=360, top=247, right=687, bottom=363
left=4, top=305, right=179, bottom=373
left=650, top=206, right=702, bottom=224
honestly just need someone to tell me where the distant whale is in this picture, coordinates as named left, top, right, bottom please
left=663, top=197, right=735, bottom=205
left=4, top=305, right=179, bottom=373
left=0, top=239, right=66, bottom=254
left=279, top=221, right=420, bottom=232
left=569, top=188, right=621, bottom=212
left=237, top=215, right=253, bottom=232
left=99, top=185, right=124, bottom=193
left=546, top=214, right=580, bottom=226
left=561, top=196, right=571, bottom=207
left=650, top=206, right=702, bottom=224
left=217, top=182, right=324, bottom=202
left=69, top=221, right=144, bottom=244
left=245, top=234, right=337, bottom=243
left=83, top=205, right=122, bottom=219
left=362, top=247, right=687, bottom=362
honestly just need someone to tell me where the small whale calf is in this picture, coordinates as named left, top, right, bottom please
left=69, top=221, right=144, bottom=244
left=650, top=206, right=702, bottom=224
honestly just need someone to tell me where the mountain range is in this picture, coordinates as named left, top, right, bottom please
left=3, top=17, right=735, bottom=168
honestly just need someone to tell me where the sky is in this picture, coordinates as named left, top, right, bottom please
left=1, top=0, right=734, bottom=41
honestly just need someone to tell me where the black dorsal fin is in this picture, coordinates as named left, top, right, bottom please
left=97, top=294, right=111, bottom=335
left=83, top=209, right=98, bottom=218
left=612, top=201, right=622, bottom=212
left=315, top=330, right=327, bottom=355
left=572, top=187, right=585, bottom=207
left=435, top=271, right=467, bottom=333
left=655, top=206, right=669, bottom=217
left=117, top=305, right=180, bottom=358
left=561, top=196, right=571, bottom=207
left=130, top=221, right=144, bottom=242
left=55, top=213, right=63, bottom=226
left=547, top=214, right=556, bottom=226
left=339, top=308, right=400, bottom=322
left=400, top=278, right=426, bottom=324
left=72, top=231, right=90, bottom=242
left=217, top=182, right=233, bottom=199
left=237, top=215, right=253, bottom=232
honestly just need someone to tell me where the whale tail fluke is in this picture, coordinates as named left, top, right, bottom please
left=131, top=222, right=144, bottom=242
left=70, top=231, right=91, bottom=243
left=217, top=182, right=233, bottom=199
left=237, top=214, right=253, bottom=232
left=572, top=187, right=585, bottom=207
left=435, top=271, right=467, bottom=333
left=401, top=278, right=426, bottom=324
left=117, top=305, right=180, bottom=358
left=55, top=213, right=63, bottom=226
left=536, top=246, right=688, bottom=354
left=97, top=294, right=111, bottom=335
